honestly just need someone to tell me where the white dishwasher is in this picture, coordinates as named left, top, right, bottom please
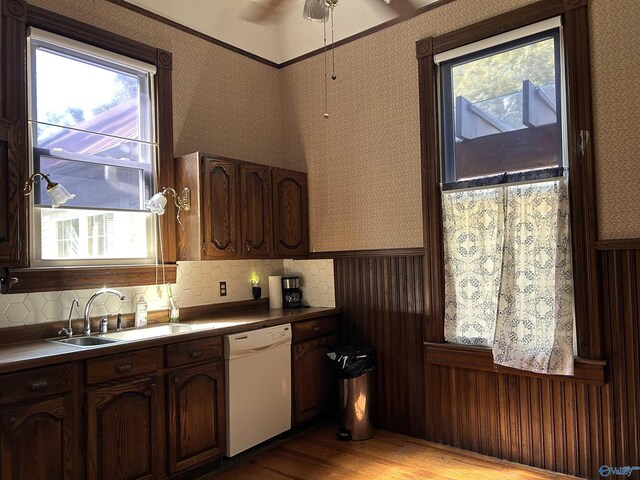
left=224, top=324, right=292, bottom=457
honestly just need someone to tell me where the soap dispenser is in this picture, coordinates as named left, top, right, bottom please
left=135, top=296, right=148, bottom=328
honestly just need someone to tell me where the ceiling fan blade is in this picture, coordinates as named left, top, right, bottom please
left=242, top=0, right=287, bottom=24
left=380, top=0, right=416, bottom=17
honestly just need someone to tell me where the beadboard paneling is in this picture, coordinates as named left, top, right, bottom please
left=334, top=255, right=425, bottom=438
left=335, top=247, right=640, bottom=479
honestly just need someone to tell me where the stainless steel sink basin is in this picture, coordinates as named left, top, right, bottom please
left=56, top=336, right=120, bottom=347
left=102, top=323, right=193, bottom=341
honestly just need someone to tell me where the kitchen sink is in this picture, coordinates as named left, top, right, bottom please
left=102, top=323, right=193, bottom=341
left=56, top=336, right=121, bottom=347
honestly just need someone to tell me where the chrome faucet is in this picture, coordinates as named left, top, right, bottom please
left=58, top=298, right=79, bottom=338
left=84, top=288, right=125, bottom=336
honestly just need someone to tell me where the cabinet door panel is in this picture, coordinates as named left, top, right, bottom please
left=0, top=395, right=75, bottom=480
left=293, top=335, right=337, bottom=424
left=203, top=158, right=238, bottom=258
left=240, top=163, right=271, bottom=257
left=86, top=377, right=160, bottom=480
left=272, top=169, right=308, bottom=257
left=168, top=363, right=224, bottom=473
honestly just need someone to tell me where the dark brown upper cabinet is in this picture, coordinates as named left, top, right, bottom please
left=0, top=119, right=23, bottom=268
left=175, top=153, right=240, bottom=260
left=175, top=152, right=307, bottom=260
left=272, top=168, right=308, bottom=258
left=240, top=163, right=272, bottom=258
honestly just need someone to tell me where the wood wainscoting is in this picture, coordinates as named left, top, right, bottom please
left=334, top=253, right=425, bottom=439
left=333, top=245, right=640, bottom=479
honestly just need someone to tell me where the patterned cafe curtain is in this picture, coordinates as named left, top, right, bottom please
left=442, top=178, right=574, bottom=375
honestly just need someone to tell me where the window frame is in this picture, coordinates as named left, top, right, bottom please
left=416, top=0, right=601, bottom=362
left=1, top=0, right=177, bottom=291
left=439, top=27, right=564, bottom=186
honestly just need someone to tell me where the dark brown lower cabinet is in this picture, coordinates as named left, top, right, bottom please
left=292, top=334, right=337, bottom=424
left=85, top=376, right=162, bottom=480
left=167, top=362, right=225, bottom=474
left=0, top=395, right=76, bottom=479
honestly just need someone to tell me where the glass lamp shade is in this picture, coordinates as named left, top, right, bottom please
left=47, top=183, right=76, bottom=208
left=145, top=192, right=168, bottom=215
left=303, top=0, right=328, bottom=21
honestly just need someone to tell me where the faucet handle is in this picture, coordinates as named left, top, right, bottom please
left=58, top=327, right=72, bottom=338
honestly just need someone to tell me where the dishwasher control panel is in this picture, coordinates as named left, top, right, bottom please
left=224, top=324, right=292, bottom=359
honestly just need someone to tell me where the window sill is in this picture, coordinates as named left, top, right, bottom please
left=8, top=264, right=177, bottom=294
left=424, top=342, right=606, bottom=386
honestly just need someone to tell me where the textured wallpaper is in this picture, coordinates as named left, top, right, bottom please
left=589, top=0, right=640, bottom=239
left=280, top=0, right=640, bottom=249
left=15, top=0, right=640, bottom=253
left=28, top=0, right=285, bottom=167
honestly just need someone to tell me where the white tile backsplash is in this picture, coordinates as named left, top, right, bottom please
left=283, top=259, right=335, bottom=308
left=0, top=259, right=285, bottom=327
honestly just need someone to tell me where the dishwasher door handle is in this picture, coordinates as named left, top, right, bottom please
left=228, top=341, right=290, bottom=359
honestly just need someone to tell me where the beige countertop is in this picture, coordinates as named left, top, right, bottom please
left=0, top=307, right=340, bottom=374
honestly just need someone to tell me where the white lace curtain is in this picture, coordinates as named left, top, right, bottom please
left=442, top=178, right=574, bottom=375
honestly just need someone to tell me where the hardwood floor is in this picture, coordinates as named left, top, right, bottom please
left=201, top=424, right=580, bottom=479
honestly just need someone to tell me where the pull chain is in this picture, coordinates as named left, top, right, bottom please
left=323, top=12, right=329, bottom=118
left=330, top=6, right=336, bottom=81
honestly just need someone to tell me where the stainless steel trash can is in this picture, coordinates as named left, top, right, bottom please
left=339, top=370, right=373, bottom=440
left=328, top=345, right=376, bottom=441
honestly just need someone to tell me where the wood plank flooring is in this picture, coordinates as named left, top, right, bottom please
left=201, top=424, right=581, bottom=479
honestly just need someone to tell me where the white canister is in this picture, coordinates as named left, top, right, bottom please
left=135, top=295, right=148, bottom=327
left=268, top=275, right=283, bottom=309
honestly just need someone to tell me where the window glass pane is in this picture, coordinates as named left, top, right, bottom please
left=38, top=208, right=152, bottom=261
left=28, top=30, right=158, bottom=266
left=441, top=31, right=562, bottom=183
left=32, top=48, right=152, bottom=142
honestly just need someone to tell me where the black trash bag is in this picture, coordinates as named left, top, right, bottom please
left=327, top=346, right=376, bottom=379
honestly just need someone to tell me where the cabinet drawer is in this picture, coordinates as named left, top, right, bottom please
left=86, top=348, right=160, bottom=385
left=292, top=315, right=339, bottom=343
left=0, top=364, right=72, bottom=404
left=166, top=336, right=222, bottom=368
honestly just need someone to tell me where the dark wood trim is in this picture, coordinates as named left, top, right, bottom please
left=596, top=238, right=640, bottom=251
left=562, top=4, right=601, bottom=359
left=416, top=0, right=601, bottom=361
left=424, top=343, right=606, bottom=386
left=106, top=0, right=279, bottom=69
left=279, top=0, right=455, bottom=69
left=8, top=264, right=177, bottom=293
left=308, top=247, right=424, bottom=259
left=416, top=35, right=445, bottom=344
left=432, top=0, right=586, bottom=54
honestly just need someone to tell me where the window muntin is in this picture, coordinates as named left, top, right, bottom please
left=27, top=29, right=158, bottom=266
left=440, top=29, right=564, bottom=186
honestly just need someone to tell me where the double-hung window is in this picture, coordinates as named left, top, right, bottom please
left=435, top=18, right=575, bottom=375
left=27, top=28, right=158, bottom=266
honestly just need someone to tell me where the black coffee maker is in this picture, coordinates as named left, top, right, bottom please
left=282, top=276, right=304, bottom=308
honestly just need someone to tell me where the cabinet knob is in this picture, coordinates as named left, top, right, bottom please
left=28, top=379, right=49, bottom=391
left=313, top=326, right=321, bottom=332
left=174, top=377, right=180, bottom=384
left=115, top=363, right=133, bottom=373
left=189, top=350, right=203, bottom=359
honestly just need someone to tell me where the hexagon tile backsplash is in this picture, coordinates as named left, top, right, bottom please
left=0, top=259, right=336, bottom=328
left=284, top=259, right=336, bottom=308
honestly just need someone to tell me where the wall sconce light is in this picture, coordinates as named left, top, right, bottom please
left=23, top=172, right=75, bottom=208
left=145, top=187, right=191, bottom=227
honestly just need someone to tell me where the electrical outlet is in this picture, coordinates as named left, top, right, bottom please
left=219, top=281, right=227, bottom=296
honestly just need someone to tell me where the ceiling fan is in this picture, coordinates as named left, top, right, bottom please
left=245, top=0, right=417, bottom=24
